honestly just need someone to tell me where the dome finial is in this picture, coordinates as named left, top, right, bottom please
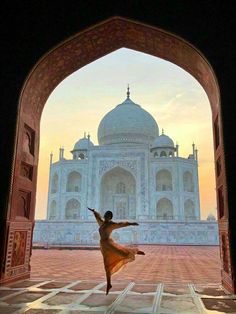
left=127, top=84, right=130, bottom=99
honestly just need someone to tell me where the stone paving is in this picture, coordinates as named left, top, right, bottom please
left=0, top=279, right=236, bottom=313
left=1, top=246, right=236, bottom=313
left=31, top=246, right=221, bottom=284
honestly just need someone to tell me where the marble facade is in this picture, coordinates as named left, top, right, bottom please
left=34, top=92, right=218, bottom=246
left=33, top=220, right=219, bottom=245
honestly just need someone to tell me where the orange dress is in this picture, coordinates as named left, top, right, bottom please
left=94, top=211, right=139, bottom=276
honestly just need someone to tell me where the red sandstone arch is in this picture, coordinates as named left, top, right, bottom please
left=1, top=16, right=233, bottom=292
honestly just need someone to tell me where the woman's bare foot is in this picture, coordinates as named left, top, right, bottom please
left=106, top=283, right=112, bottom=295
left=137, top=250, right=145, bottom=255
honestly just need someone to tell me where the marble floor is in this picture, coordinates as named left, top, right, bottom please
left=0, top=279, right=236, bottom=314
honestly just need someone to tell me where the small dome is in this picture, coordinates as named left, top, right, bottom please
left=207, top=214, right=216, bottom=221
left=98, top=90, right=159, bottom=145
left=152, top=132, right=174, bottom=149
left=73, top=137, right=94, bottom=151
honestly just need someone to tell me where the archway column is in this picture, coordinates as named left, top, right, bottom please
left=0, top=17, right=234, bottom=292
left=0, top=112, right=39, bottom=284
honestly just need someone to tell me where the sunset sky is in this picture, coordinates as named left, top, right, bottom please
left=36, top=48, right=217, bottom=220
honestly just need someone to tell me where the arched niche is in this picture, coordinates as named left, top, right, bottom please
left=160, top=151, right=167, bottom=157
left=184, top=199, right=195, bottom=220
left=183, top=171, right=194, bottom=192
left=49, top=200, right=57, bottom=220
left=156, top=169, right=173, bottom=191
left=66, top=171, right=82, bottom=192
left=100, top=166, right=136, bottom=219
left=51, top=173, right=58, bottom=194
left=156, top=198, right=174, bottom=220
left=65, top=199, right=80, bottom=219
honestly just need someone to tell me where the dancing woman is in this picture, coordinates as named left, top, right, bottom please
left=88, top=208, right=145, bottom=295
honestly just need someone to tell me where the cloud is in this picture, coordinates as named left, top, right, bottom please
left=165, top=92, right=185, bottom=108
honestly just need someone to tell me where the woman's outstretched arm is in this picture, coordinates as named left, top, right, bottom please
left=111, top=221, right=139, bottom=230
left=87, top=208, right=104, bottom=226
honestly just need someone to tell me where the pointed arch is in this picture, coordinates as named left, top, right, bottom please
left=156, top=198, right=173, bottom=220
left=184, top=199, right=195, bottom=220
left=100, top=166, right=136, bottom=219
left=5, top=16, right=231, bottom=291
left=49, top=200, right=57, bottom=220
left=183, top=171, right=194, bottom=192
left=160, top=151, right=167, bottom=157
left=66, top=171, right=82, bottom=192
left=156, top=169, right=172, bottom=191
left=65, top=198, right=80, bottom=219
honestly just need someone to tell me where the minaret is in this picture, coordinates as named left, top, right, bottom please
left=192, top=142, right=195, bottom=159
left=87, top=133, right=91, bottom=153
left=127, top=84, right=130, bottom=99
left=59, top=147, right=61, bottom=160
left=195, top=147, right=198, bottom=161
left=59, top=147, right=64, bottom=160
left=176, top=142, right=179, bottom=157
left=50, top=152, right=53, bottom=165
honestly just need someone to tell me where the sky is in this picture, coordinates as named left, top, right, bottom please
left=35, top=48, right=217, bottom=220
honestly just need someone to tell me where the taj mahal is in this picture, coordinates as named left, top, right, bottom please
left=33, top=88, right=219, bottom=245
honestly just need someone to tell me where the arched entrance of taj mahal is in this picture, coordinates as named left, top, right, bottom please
left=100, top=167, right=136, bottom=219
left=0, top=16, right=234, bottom=293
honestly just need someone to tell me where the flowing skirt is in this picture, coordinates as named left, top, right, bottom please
left=100, top=238, right=139, bottom=276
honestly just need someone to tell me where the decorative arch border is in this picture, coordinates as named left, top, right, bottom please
left=98, top=159, right=138, bottom=177
left=99, top=164, right=137, bottom=184
left=1, top=16, right=233, bottom=292
left=99, top=165, right=137, bottom=216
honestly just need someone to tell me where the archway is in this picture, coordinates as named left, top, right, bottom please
left=156, top=198, right=174, bottom=220
left=65, top=199, right=80, bottom=220
left=183, top=171, right=194, bottom=192
left=66, top=171, right=82, bottom=192
left=49, top=200, right=57, bottom=220
left=184, top=199, right=195, bottom=220
left=156, top=169, right=172, bottom=191
left=100, top=167, right=136, bottom=219
left=1, top=16, right=232, bottom=292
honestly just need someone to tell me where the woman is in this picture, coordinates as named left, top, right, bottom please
left=88, top=207, right=145, bottom=295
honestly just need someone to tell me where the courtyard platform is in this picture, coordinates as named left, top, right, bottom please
left=31, top=245, right=221, bottom=284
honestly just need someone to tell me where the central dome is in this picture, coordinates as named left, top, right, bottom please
left=98, top=92, right=159, bottom=145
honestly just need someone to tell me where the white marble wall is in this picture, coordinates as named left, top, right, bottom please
left=33, top=220, right=219, bottom=245
left=47, top=146, right=200, bottom=222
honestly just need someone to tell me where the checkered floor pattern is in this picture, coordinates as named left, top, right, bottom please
left=1, top=279, right=236, bottom=313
